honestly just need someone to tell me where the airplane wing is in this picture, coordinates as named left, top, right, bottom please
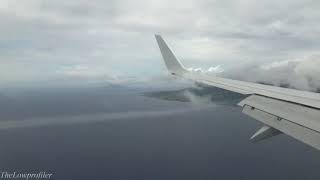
left=155, top=34, right=320, bottom=150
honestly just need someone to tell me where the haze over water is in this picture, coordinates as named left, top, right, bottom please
left=0, top=83, right=319, bottom=180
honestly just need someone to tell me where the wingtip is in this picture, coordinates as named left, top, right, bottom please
left=154, top=34, right=187, bottom=75
left=155, top=34, right=162, bottom=39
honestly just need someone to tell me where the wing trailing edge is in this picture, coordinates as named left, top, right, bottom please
left=240, top=95, right=320, bottom=150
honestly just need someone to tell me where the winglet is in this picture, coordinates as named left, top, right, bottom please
left=155, top=35, right=188, bottom=75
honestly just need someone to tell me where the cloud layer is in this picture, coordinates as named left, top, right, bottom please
left=0, top=0, right=320, bottom=91
left=217, top=55, right=320, bottom=92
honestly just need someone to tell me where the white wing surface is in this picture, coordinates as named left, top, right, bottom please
left=155, top=34, right=320, bottom=150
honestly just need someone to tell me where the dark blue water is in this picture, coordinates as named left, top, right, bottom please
left=0, top=84, right=319, bottom=180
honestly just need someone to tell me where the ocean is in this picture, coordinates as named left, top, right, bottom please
left=0, top=83, right=319, bottom=179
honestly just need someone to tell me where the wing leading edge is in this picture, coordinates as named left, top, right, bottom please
left=155, top=34, right=320, bottom=150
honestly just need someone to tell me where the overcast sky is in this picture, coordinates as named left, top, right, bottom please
left=1, top=0, right=320, bottom=90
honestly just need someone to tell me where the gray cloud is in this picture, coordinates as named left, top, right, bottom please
left=0, top=0, right=320, bottom=91
left=208, top=55, right=320, bottom=92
